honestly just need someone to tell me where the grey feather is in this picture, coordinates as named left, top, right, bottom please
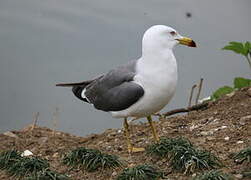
left=84, top=60, right=144, bottom=111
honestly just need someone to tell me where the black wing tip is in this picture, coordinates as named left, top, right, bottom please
left=55, top=83, right=72, bottom=87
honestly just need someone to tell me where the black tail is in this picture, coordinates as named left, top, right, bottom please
left=56, top=81, right=92, bottom=102
left=56, top=81, right=91, bottom=87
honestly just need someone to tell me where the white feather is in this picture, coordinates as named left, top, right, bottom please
left=111, top=25, right=179, bottom=118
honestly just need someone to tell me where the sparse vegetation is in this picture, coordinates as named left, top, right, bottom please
left=116, top=164, right=163, bottom=180
left=192, top=170, right=233, bottom=180
left=25, top=168, right=70, bottom=180
left=0, top=150, right=49, bottom=178
left=0, top=88, right=250, bottom=180
left=63, top=147, right=122, bottom=172
left=211, top=77, right=251, bottom=100
left=0, top=150, right=22, bottom=171
left=222, top=41, right=251, bottom=70
left=242, top=170, right=251, bottom=178
left=211, top=86, right=234, bottom=100
left=208, top=41, right=251, bottom=101
left=7, top=156, right=49, bottom=177
left=147, top=137, right=222, bottom=174
left=233, top=147, right=251, bottom=164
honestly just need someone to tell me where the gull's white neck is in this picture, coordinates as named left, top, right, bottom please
left=138, top=49, right=177, bottom=77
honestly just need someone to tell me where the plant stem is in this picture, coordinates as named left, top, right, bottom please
left=245, top=55, right=251, bottom=71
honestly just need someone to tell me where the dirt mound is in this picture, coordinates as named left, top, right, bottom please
left=1, top=87, right=251, bottom=180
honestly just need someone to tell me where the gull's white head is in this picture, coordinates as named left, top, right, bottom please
left=142, top=25, right=196, bottom=55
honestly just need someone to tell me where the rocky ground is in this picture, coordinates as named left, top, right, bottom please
left=0, top=87, right=251, bottom=180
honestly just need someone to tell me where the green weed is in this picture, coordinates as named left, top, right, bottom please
left=116, top=164, right=163, bottom=180
left=233, top=147, right=251, bottom=164
left=147, top=137, right=222, bottom=174
left=63, top=147, right=122, bottom=172
left=192, top=170, right=233, bottom=180
left=25, top=168, right=70, bottom=180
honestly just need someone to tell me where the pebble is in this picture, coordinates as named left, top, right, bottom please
left=112, top=171, right=117, bottom=176
left=224, top=137, right=230, bottom=141
left=220, top=125, right=227, bottom=129
left=236, top=140, right=244, bottom=144
left=3, top=131, right=19, bottom=138
left=21, top=150, right=33, bottom=157
left=226, top=91, right=235, bottom=97
left=207, top=136, right=215, bottom=141
left=192, top=173, right=197, bottom=177
left=189, top=124, right=198, bottom=131
left=52, top=152, right=59, bottom=158
left=239, top=115, right=251, bottom=125
left=234, top=174, right=243, bottom=179
left=200, top=131, right=214, bottom=136
left=38, top=137, right=48, bottom=144
left=240, top=115, right=251, bottom=121
left=117, top=129, right=122, bottom=133
left=247, top=88, right=251, bottom=97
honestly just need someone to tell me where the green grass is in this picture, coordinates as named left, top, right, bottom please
left=63, top=147, right=122, bottom=172
left=1, top=150, right=69, bottom=179
left=233, top=147, right=251, bottom=164
left=192, top=170, right=233, bottom=180
left=0, top=150, right=49, bottom=177
left=116, top=164, right=163, bottom=180
left=25, top=168, right=70, bottom=180
left=0, top=150, right=22, bottom=170
left=147, top=137, right=222, bottom=174
left=242, top=170, right=251, bottom=178
left=7, top=156, right=50, bottom=177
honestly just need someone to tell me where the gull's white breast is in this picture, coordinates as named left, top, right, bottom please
left=111, top=53, right=177, bottom=118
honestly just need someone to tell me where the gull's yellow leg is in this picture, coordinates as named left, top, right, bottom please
left=123, top=118, right=145, bottom=153
left=147, top=116, right=160, bottom=142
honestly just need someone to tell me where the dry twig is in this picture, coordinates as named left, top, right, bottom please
left=31, top=112, right=39, bottom=131
left=188, top=84, right=197, bottom=107
left=162, top=102, right=209, bottom=117
left=195, top=78, right=204, bottom=105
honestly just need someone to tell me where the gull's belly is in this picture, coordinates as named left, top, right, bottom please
left=130, top=74, right=177, bottom=116
left=111, top=71, right=177, bottom=118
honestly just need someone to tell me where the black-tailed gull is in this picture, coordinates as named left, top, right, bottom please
left=56, top=25, right=196, bottom=153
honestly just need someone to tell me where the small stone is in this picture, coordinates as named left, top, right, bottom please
left=247, top=88, right=251, bottom=97
left=207, top=136, right=215, bottom=141
left=234, top=174, right=243, bottom=179
left=38, top=137, right=48, bottom=144
left=224, top=137, right=230, bottom=141
left=200, top=131, right=214, bottom=136
left=52, top=152, right=59, bottom=158
left=208, top=117, right=214, bottom=121
left=198, top=96, right=211, bottom=103
left=220, top=125, right=227, bottom=129
left=117, top=129, right=122, bottom=133
left=3, top=131, right=19, bottom=138
left=112, top=171, right=117, bottom=176
left=189, top=124, right=198, bottom=131
left=240, top=115, right=251, bottom=122
left=192, top=173, right=197, bottom=177
left=21, top=150, right=33, bottom=157
left=226, top=91, right=235, bottom=97
left=106, top=146, right=112, bottom=150
left=237, top=140, right=244, bottom=144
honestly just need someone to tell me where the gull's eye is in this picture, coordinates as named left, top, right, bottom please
left=170, top=31, right=176, bottom=36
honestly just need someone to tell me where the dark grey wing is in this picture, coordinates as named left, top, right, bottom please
left=56, top=75, right=104, bottom=103
left=84, top=60, right=144, bottom=112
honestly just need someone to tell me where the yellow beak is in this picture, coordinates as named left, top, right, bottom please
left=177, top=37, right=196, bottom=47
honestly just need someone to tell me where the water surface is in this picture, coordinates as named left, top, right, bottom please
left=0, top=0, right=250, bottom=135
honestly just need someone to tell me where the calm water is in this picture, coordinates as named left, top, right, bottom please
left=0, top=0, right=250, bottom=136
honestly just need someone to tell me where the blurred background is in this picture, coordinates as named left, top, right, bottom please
left=0, top=0, right=250, bottom=136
